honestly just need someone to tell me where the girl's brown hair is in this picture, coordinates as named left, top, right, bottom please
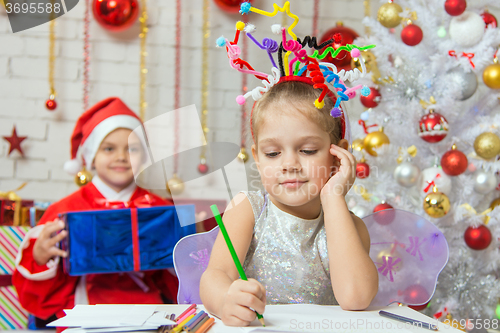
left=251, top=81, right=343, bottom=145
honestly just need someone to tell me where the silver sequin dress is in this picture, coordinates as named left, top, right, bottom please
left=242, top=191, right=338, bottom=305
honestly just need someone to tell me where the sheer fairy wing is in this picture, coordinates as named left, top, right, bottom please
left=173, top=227, right=219, bottom=304
left=364, top=209, right=449, bottom=307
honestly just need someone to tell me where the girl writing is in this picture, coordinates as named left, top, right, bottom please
left=200, top=3, right=378, bottom=326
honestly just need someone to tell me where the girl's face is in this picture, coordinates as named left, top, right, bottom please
left=92, top=128, right=144, bottom=192
left=251, top=102, right=340, bottom=211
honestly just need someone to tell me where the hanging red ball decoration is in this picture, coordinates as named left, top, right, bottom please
left=444, top=0, right=467, bottom=17
left=418, top=111, right=449, bottom=143
left=403, top=284, right=430, bottom=305
left=45, top=97, right=57, bottom=111
left=464, top=225, right=492, bottom=250
left=373, top=202, right=395, bottom=225
left=409, top=301, right=430, bottom=311
left=401, top=23, right=423, bottom=46
left=441, top=145, right=468, bottom=176
left=359, top=87, right=381, bottom=108
left=356, top=160, right=370, bottom=179
left=481, top=11, right=497, bottom=28
left=92, top=0, right=139, bottom=32
left=319, top=22, right=359, bottom=72
left=213, top=0, right=253, bottom=13
left=198, top=162, right=209, bottom=174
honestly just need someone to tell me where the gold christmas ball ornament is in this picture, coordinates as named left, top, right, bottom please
left=377, top=2, right=403, bottom=28
left=483, top=63, right=500, bottom=90
left=237, top=147, right=249, bottom=163
left=166, top=174, right=185, bottom=195
left=423, top=186, right=451, bottom=218
left=351, top=51, right=382, bottom=83
left=363, top=127, right=390, bottom=156
left=490, top=197, right=500, bottom=210
left=376, top=248, right=403, bottom=272
left=473, top=132, right=500, bottom=159
left=351, top=138, right=364, bottom=152
left=75, top=168, right=93, bottom=187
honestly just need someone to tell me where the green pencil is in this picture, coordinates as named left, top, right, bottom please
left=210, top=205, right=265, bottom=327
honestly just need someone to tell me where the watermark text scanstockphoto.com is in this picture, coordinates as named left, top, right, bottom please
left=289, top=318, right=499, bottom=331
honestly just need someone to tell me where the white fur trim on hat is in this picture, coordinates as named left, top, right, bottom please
left=81, top=115, right=143, bottom=170
left=64, top=158, right=83, bottom=175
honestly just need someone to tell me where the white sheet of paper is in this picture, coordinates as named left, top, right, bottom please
left=208, top=304, right=462, bottom=333
left=143, top=311, right=176, bottom=326
left=64, top=326, right=157, bottom=333
left=48, top=305, right=158, bottom=328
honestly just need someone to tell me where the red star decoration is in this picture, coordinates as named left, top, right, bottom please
left=2, top=126, right=27, bottom=157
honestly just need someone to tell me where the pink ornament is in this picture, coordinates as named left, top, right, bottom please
left=351, top=48, right=361, bottom=58
left=198, top=163, right=209, bottom=174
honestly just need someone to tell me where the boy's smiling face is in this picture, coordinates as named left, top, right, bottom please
left=92, top=128, right=144, bottom=193
left=251, top=102, right=338, bottom=216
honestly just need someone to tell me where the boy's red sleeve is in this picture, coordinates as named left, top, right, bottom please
left=12, top=238, right=79, bottom=319
left=12, top=204, right=79, bottom=320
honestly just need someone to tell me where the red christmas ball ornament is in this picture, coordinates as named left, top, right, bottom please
left=418, top=110, right=449, bottom=143
left=401, top=23, right=423, bottom=46
left=373, top=202, right=395, bottom=225
left=403, top=284, right=430, bottom=305
left=409, top=301, right=430, bottom=311
left=319, top=22, right=359, bottom=72
left=198, top=162, right=209, bottom=174
left=441, top=144, right=468, bottom=176
left=213, top=0, right=252, bottom=13
left=45, top=97, right=57, bottom=111
left=93, top=0, right=139, bottom=32
left=481, top=11, right=497, bottom=28
left=356, top=158, right=370, bottom=179
left=464, top=225, right=492, bottom=250
left=359, top=87, right=381, bottom=108
left=444, top=0, right=467, bottom=16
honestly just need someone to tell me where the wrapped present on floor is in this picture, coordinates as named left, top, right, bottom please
left=173, top=199, right=226, bottom=231
left=0, top=184, right=33, bottom=226
left=61, top=204, right=196, bottom=276
left=0, top=226, right=30, bottom=329
left=28, top=201, right=51, bottom=227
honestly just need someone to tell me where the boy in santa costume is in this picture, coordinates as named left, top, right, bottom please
left=13, top=97, right=179, bottom=321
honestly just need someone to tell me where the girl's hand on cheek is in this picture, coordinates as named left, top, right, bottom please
left=321, top=144, right=356, bottom=199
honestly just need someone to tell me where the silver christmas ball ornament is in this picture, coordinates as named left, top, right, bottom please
left=394, top=161, right=420, bottom=187
left=473, top=170, right=497, bottom=194
left=447, top=68, right=478, bottom=101
left=351, top=205, right=369, bottom=218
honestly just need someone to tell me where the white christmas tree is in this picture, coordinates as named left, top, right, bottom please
left=346, top=0, right=500, bottom=324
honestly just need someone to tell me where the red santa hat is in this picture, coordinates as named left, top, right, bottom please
left=64, top=97, right=143, bottom=175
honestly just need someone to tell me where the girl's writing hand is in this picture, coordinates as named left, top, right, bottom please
left=33, top=219, right=68, bottom=266
left=321, top=144, right=356, bottom=199
left=220, top=278, right=266, bottom=326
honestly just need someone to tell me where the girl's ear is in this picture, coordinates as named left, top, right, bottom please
left=251, top=144, right=260, bottom=171
left=337, top=139, right=349, bottom=150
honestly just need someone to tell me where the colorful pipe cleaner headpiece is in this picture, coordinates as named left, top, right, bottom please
left=216, top=1, right=375, bottom=122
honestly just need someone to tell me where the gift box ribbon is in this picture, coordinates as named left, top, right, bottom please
left=94, top=195, right=157, bottom=271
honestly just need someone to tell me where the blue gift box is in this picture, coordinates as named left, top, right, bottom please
left=61, top=205, right=196, bottom=276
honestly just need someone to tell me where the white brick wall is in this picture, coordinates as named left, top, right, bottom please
left=1, top=1, right=498, bottom=202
